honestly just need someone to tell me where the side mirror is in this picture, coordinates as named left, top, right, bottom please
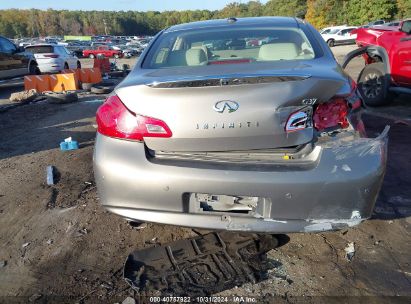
left=401, top=21, right=411, bottom=34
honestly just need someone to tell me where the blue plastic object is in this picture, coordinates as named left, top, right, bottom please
left=60, top=140, right=79, bottom=151
left=68, top=141, right=79, bottom=150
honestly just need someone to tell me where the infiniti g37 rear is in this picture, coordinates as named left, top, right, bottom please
left=93, top=17, right=388, bottom=233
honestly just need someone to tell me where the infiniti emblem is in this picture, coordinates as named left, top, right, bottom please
left=213, top=100, right=239, bottom=113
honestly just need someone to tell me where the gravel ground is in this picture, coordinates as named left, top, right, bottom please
left=0, top=45, right=410, bottom=303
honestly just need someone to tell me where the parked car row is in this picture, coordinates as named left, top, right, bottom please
left=13, top=35, right=153, bottom=59
left=1, top=33, right=155, bottom=81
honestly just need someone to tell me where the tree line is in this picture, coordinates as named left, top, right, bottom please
left=0, top=0, right=410, bottom=38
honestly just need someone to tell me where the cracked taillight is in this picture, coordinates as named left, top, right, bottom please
left=96, top=95, right=172, bottom=141
left=313, top=98, right=349, bottom=131
left=313, top=80, right=362, bottom=131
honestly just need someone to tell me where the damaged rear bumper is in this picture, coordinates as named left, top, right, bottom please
left=106, top=207, right=365, bottom=233
left=93, top=127, right=389, bottom=233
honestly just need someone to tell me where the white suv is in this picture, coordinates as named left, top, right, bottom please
left=319, top=25, right=347, bottom=35
left=321, top=26, right=358, bottom=47
left=25, top=44, right=81, bottom=73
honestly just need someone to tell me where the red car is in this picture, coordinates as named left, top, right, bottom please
left=83, top=45, right=123, bottom=59
left=342, top=19, right=411, bottom=106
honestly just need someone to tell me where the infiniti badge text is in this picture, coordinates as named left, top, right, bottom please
left=196, top=121, right=259, bottom=130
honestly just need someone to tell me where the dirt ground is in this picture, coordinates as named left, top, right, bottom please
left=0, top=46, right=410, bottom=303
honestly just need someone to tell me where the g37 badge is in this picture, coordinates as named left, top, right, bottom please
left=302, top=98, right=317, bottom=105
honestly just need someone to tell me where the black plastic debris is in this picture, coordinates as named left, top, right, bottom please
left=124, top=232, right=288, bottom=296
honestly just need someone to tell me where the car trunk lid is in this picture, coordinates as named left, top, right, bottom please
left=116, top=63, right=347, bottom=152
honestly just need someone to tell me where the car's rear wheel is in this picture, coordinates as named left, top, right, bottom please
left=77, top=61, right=81, bottom=69
left=327, top=39, right=335, bottom=47
left=89, top=54, right=95, bottom=59
left=358, top=62, right=390, bottom=106
left=64, top=62, right=69, bottom=70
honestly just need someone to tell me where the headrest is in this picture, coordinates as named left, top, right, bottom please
left=258, top=43, right=299, bottom=61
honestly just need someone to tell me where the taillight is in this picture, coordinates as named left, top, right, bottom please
left=44, top=54, right=59, bottom=58
left=96, top=95, right=172, bottom=141
left=313, top=83, right=362, bottom=131
left=313, top=98, right=349, bottom=131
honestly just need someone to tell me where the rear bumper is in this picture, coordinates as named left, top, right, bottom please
left=93, top=128, right=389, bottom=233
left=38, top=61, right=63, bottom=73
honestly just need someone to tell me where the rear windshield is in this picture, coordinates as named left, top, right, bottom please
left=143, top=26, right=317, bottom=69
left=25, top=46, right=54, bottom=53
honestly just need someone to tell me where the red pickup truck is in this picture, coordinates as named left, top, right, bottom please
left=82, top=45, right=123, bottom=59
left=342, top=19, right=411, bottom=106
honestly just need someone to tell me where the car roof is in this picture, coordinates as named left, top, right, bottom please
left=164, top=17, right=300, bottom=33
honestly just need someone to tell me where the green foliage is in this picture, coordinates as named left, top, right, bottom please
left=264, top=0, right=307, bottom=18
left=305, top=0, right=328, bottom=29
left=0, top=0, right=406, bottom=38
left=397, top=0, right=411, bottom=18
left=344, top=0, right=397, bottom=25
left=306, top=0, right=349, bottom=28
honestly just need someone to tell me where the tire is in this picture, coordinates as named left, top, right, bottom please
left=89, top=54, right=95, bottom=59
left=45, top=92, right=78, bottom=104
left=327, top=39, right=335, bottom=47
left=29, top=62, right=40, bottom=75
left=64, top=62, right=69, bottom=70
left=90, top=84, right=114, bottom=94
left=358, top=62, right=390, bottom=106
left=77, top=61, right=81, bottom=69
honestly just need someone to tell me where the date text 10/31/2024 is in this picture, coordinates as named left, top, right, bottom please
left=149, top=296, right=257, bottom=303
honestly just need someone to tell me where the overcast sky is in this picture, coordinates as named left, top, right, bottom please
left=0, top=0, right=268, bottom=11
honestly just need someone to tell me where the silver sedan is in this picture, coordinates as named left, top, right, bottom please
left=93, top=17, right=388, bottom=233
